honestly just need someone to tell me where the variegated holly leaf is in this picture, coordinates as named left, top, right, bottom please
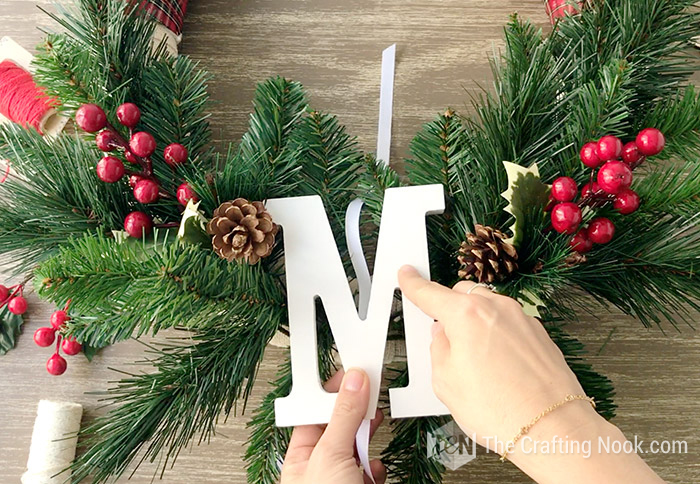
left=178, top=200, right=211, bottom=247
left=501, top=161, right=550, bottom=248
left=0, top=305, right=24, bottom=355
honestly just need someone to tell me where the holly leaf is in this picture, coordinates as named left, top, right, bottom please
left=0, top=306, right=25, bottom=355
left=501, top=161, right=550, bottom=248
left=82, top=342, right=103, bottom=362
left=178, top=200, right=211, bottom=247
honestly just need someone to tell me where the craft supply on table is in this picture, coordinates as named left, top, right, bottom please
left=138, top=0, right=189, bottom=56
left=21, top=400, right=83, bottom=484
left=0, top=37, right=67, bottom=137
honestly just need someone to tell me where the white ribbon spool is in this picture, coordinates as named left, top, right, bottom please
left=21, top=400, right=83, bottom=484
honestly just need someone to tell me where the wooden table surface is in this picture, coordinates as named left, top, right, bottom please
left=1, top=1, right=699, bottom=483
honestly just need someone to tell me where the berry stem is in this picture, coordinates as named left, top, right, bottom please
left=103, top=121, right=153, bottom=177
left=154, top=222, right=180, bottom=229
left=55, top=332, right=62, bottom=354
left=0, top=284, right=23, bottom=309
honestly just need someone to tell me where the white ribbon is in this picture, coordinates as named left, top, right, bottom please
left=349, top=43, right=397, bottom=484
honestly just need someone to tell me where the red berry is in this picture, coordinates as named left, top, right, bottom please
left=61, top=337, right=82, bottom=356
left=581, top=181, right=600, bottom=199
left=116, top=102, right=141, bottom=128
left=8, top=296, right=27, bottom=315
left=597, top=160, right=633, bottom=194
left=588, top=218, right=616, bottom=244
left=176, top=182, right=198, bottom=206
left=46, top=353, right=67, bottom=376
left=124, top=211, right=153, bottom=238
left=621, top=142, right=642, bottom=166
left=33, top=327, right=56, bottom=347
left=124, top=150, right=139, bottom=164
left=75, top=104, right=107, bottom=133
left=570, top=230, right=593, bottom=254
left=579, top=142, right=602, bottom=168
left=133, top=179, right=159, bottom=204
left=551, top=202, right=582, bottom=234
left=96, top=130, right=118, bottom=152
left=129, top=132, right=156, bottom=158
left=96, top=156, right=125, bottom=183
left=614, top=188, right=641, bottom=215
left=551, top=177, right=578, bottom=202
left=50, top=310, right=69, bottom=330
left=0, top=285, right=8, bottom=302
left=636, top=128, right=665, bottom=156
left=596, top=135, right=623, bottom=162
left=164, top=143, right=188, bottom=166
left=128, top=174, right=143, bottom=188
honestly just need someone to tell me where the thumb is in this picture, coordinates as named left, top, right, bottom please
left=317, top=368, right=369, bottom=458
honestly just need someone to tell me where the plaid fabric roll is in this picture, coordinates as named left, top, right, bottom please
left=545, top=0, right=581, bottom=24
left=136, top=0, right=189, bottom=35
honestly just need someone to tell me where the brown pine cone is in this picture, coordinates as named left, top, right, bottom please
left=457, top=224, right=518, bottom=284
left=207, top=198, right=279, bottom=264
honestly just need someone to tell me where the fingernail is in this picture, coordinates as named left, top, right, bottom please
left=399, top=265, right=418, bottom=276
left=343, top=368, right=365, bottom=392
left=431, top=321, right=442, bottom=338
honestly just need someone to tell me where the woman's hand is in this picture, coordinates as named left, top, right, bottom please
left=280, top=369, right=386, bottom=484
left=398, top=265, right=665, bottom=484
left=398, top=265, right=588, bottom=452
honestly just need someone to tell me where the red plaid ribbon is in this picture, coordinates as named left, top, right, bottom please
left=545, top=0, right=581, bottom=24
left=136, top=0, right=189, bottom=35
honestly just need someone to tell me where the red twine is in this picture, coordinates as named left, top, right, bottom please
left=0, top=59, right=57, bottom=134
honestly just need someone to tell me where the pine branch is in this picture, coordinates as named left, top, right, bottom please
left=0, top=126, right=131, bottom=272
left=355, top=154, right=401, bottom=227
left=34, top=0, right=162, bottom=113
left=35, top=231, right=287, bottom=347
left=407, top=110, right=470, bottom=284
left=244, top=359, right=293, bottom=484
left=245, top=308, right=337, bottom=484
left=565, top=214, right=700, bottom=328
left=285, top=109, right=364, bottom=254
left=381, top=367, right=448, bottom=484
left=194, top=77, right=308, bottom=215
left=70, top=317, right=280, bottom=484
left=544, top=322, right=617, bottom=419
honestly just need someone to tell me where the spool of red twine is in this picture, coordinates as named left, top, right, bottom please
left=135, top=0, right=189, bottom=36
left=0, top=59, right=57, bottom=134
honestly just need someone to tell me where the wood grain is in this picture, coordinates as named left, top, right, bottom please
left=1, top=1, right=699, bottom=483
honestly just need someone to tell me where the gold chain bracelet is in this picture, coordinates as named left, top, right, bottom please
left=500, top=394, right=596, bottom=463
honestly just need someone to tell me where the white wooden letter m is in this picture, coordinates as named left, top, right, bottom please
left=266, top=184, right=450, bottom=426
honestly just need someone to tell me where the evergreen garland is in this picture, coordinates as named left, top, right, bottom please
left=0, top=1, right=697, bottom=484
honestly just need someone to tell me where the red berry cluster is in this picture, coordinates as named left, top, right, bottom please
left=0, top=283, right=28, bottom=315
left=75, top=103, right=199, bottom=238
left=549, top=128, right=666, bottom=253
left=32, top=301, right=82, bottom=376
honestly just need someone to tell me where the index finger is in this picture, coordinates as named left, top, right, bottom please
left=398, top=265, right=458, bottom=320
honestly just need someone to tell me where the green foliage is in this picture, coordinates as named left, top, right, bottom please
left=0, top=306, right=24, bottom=355
left=192, top=77, right=308, bottom=215
left=382, top=368, right=449, bottom=484
left=33, top=0, right=162, bottom=113
left=244, top=360, right=293, bottom=484
left=245, top=314, right=337, bottom=484
left=70, top=319, right=280, bottom=484
left=35, top=231, right=286, bottom=348
left=545, top=323, right=617, bottom=419
left=0, top=126, right=132, bottom=272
